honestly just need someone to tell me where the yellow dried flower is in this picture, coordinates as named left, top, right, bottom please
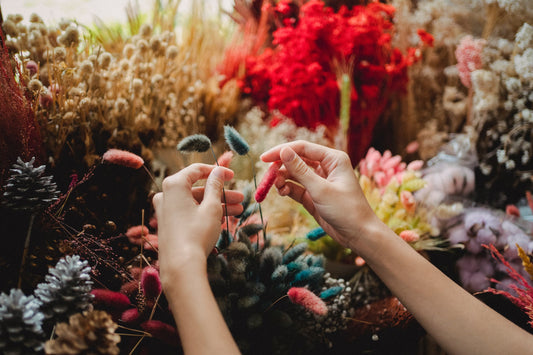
left=7, top=14, right=24, bottom=24
left=401, top=178, right=426, bottom=192
left=29, top=13, right=44, bottom=23
left=517, top=245, right=533, bottom=281
left=98, top=52, right=112, bottom=69
left=28, top=78, right=43, bottom=93
left=53, top=47, right=67, bottom=62
left=2, top=20, right=19, bottom=37
left=139, top=23, right=152, bottom=37
left=123, top=44, right=135, bottom=59
left=165, top=45, right=179, bottom=60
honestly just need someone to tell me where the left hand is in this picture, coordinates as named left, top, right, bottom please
left=152, top=164, right=244, bottom=284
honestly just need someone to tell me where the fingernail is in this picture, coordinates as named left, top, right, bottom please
left=211, top=166, right=225, bottom=179
left=280, top=147, right=295, bottom=163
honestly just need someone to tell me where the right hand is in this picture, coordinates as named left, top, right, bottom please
left=260, top=140, right=379, bottom=248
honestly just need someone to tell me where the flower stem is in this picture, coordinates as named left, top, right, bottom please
left=210, top=147, right=230, bottom=243
left=249, top=155, right=266, bottom=250
left=18, top=213, right=36, bottom=288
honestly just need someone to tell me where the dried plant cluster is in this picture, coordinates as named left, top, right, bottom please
left=1, top=10, right=240, bottom=172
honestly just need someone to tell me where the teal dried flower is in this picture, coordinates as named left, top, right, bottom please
left=282, top=243, right=308, bottom=264
left=319, top=286, right=344, bottom=300
left=306, top=227, right=327, bottom=241
left=224, top=125, right=249, bottom=155
left=271, top=265, right=288, bottom=282
left=0, top=289, right=45, bottom=354
left=177, top=134, right=212, bottom=153
left=34, top=255, right=93, bottom=324
left=292, top=267, right=324, bottom=288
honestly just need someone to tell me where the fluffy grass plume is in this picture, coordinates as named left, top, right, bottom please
left=102, top=149, right=144, bottom=169
left=177, top=134, right=212, bottom=153
left=224, top=125, right=250, bottom=155
left=287, top=287, right=328, bottom=316
left=255, top=161, right=282, bottom=203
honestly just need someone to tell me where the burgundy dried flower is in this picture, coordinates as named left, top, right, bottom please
left=102, top=149, right=144, bottom=169
left=141, top=320, right=180, bottom=346
left=91, top=289, right=131, bottom=311
left=141, top=267, right=161, bottom=299
left=287, top=287, right=328, bottom=315
left=255, top=160, right=282, bottom=203
left=121, top=308, right=141, bottom=324
left=26, top=60, right=38, bottom=76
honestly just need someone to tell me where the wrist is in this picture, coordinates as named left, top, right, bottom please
left=160, top=249, right=208, bottom=291
left=346, top=214, right=390, bottom=260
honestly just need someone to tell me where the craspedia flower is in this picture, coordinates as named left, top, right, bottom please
left=224, top=125, right=249, bottom=155
left=0, top=289, right=45, bottom=354
left=255, top=161, right=282, bottom=203
left=44, top=310, right=120, bottom=355
left=2, top=157, right=60, bottom=212
left=177, top=134, right=212, bottom=153
left=102, top=149, right=144, bottom=169
left=287, top=287, right=328, bottom=316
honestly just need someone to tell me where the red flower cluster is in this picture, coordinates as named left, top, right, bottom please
left=231, top=0, right=423, bottom=162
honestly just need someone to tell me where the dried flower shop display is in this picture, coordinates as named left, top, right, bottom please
left=1, top=0, right=533, bottom=353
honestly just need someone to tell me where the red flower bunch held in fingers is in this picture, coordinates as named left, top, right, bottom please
left=228, top=0, right=422, bottom=163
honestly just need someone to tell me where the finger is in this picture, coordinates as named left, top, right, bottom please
left=224, top=203, right=244, bottom=216
left=192, top=187, right=244, bottom=204
left=279, top=181, right=316, bottom=216
left=261, top=140, right=330, bottom=163
left=203, top=166, right=234, bottom=208
left=279, top=146, right=323, bottom=194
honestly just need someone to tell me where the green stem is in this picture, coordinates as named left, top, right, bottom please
left=249, top=155, right=266, bottom=251
left=211, top=147, right=230, bottom=244
left=339, top=73, right=351, bottom=152
left=18, top=213, right=36, bottom=288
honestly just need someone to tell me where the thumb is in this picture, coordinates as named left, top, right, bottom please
left=203, top=166, right=231, bottom=207
left=280, top=147, right=321, bottom=193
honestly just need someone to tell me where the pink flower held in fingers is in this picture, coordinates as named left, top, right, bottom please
left=217, top=150, right=234, bottom=168
left=399, top=230, right=420, bottom=243
left=255, top=160, right=282, bottom=203
left=141, top=266, right=162, bottom=299
left=126, top=225, right=149, bottom=240
left=102, top=149, right=144, bottom=169
left=287, top=287, right=328, bottom=315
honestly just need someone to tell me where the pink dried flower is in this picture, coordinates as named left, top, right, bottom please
left=143, top=234, right=159, bottom=250
left=406, top=160, right=423, bottom=171
left=141, top=320, right=180, bottom=346
left=217, top=151, right=234, bottom=168
left=141, top=266, right=162, bottom=299
left=149, top=216, right=158, bottom=229
left=506, top=205, right=521, bottom=217
left=399, top=230, right=420, bottom=243
left=39, top=91, right=53, bottom=108
left=102, top=149, right=144, bottom=169
left=455, top=36, right=485, bottom=88
left=400, top=190, right=416, bottom=213
left=255, top=160, right=282, bottom=203
left=121, top=308, right=141, bottom=324
left=26, top=60, right=38, bottom=76
left=355, top=256, right=366, bottom=267
left=405, top=141, right=419, bottom=154
left=287, top=287, right=328, bottom=315
left=126, top=225, right=149, bottom=240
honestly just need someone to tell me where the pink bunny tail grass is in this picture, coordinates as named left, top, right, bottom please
left=149, top=216, right=158, bottom=229
left=255, top=160, right=282, bottom=203
left=141, top=266, right=162, bottom=299
left=399, top=230, right=420, bottom=243
left=506, top=205, right=521, bottom=217
left=406, top=160, right=424, bottom=171
left=143, top=234, right=159, bottom=250
left=141, top=320, right=180, bottom=347
left=91, top=289, right=131, bottom=311
left=400, top=190, right=416, bottom=213
left=406, top=141, right=419, bottom=154
left=102, top=149, right=144, bottom=169
left=121, top=308, right=141, bottom=324
left=217, top=151, right=234, bottom=168
left=287, top=287, right=328, bottom=316
left=126, top=225, right=149, bottom=240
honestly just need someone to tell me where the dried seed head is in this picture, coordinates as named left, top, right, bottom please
left=177, top=134, right=212, bottom=153
left=29, top=13, right=43, bottom=23
left=59, top=25, right=80, bottom=47
left=123, top=44, right=135, bottom=59
left=2, top=20, right=18, bottom=37
left=150, top=37, right=161, bottom=52
left=137, top=39, right=149, bottom=53
left=139, top=23, right=152, bottom=37
left=166, top=45, right=179, bottom=60
left=54, top=46, right=67, bottom=62
left=131, top=78, right=143, bottom=95
left=28, top=78, right=42, bottom=93
left=7, top=14, right=24, bottom=24
left=98, top=52, right=112, bottom=69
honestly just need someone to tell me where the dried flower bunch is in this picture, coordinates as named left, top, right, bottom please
left=2, top=8, right=240, bottom=172
left=222, top=0, right=426, bottom=163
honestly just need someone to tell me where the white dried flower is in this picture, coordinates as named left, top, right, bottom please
left=515, top=23, right=533, bottom=53
left=496, top=149, right=507, bottom=163
left=514, top=48, right=533, bottom=81
left=54, top=47, right=67, bottom=62
left=28, top=79, right=42, bottom=93
left=505, top=159, right=516, bottom=170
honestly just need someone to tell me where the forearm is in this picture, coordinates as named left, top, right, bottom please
left=163, top=261, right=241, bottom=355
left=351, top=218, right=533, bottom=355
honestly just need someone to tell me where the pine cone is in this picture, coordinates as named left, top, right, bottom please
left=0, top=289, right=45, bottom=354
left=35, top=255, right=93, bottom=324
left=44, top=310, right=120, bottom=355
left=2, top=157, right=60, bottom=212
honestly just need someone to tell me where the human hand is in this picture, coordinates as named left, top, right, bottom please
left=260, top=141, right=379, bottom=248
left=152, top=164, right=244, bottom=282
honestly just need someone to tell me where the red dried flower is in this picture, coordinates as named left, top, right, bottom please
left=141, top=320, right=180, bottom=346
left=455, top=35, right=485, bottom=88
left=255, top=160, right=282, bottom=203
left=102, top=149, right=144, bottom=169
left=141, top=266, right=162, bottom=299
left=287, top=287, right=328, bottom=315
left=91, top=289, right=131, bottom=310
left=417, top=29, right=434, bottom=47
left=506, top=205, right=521, bottom=217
